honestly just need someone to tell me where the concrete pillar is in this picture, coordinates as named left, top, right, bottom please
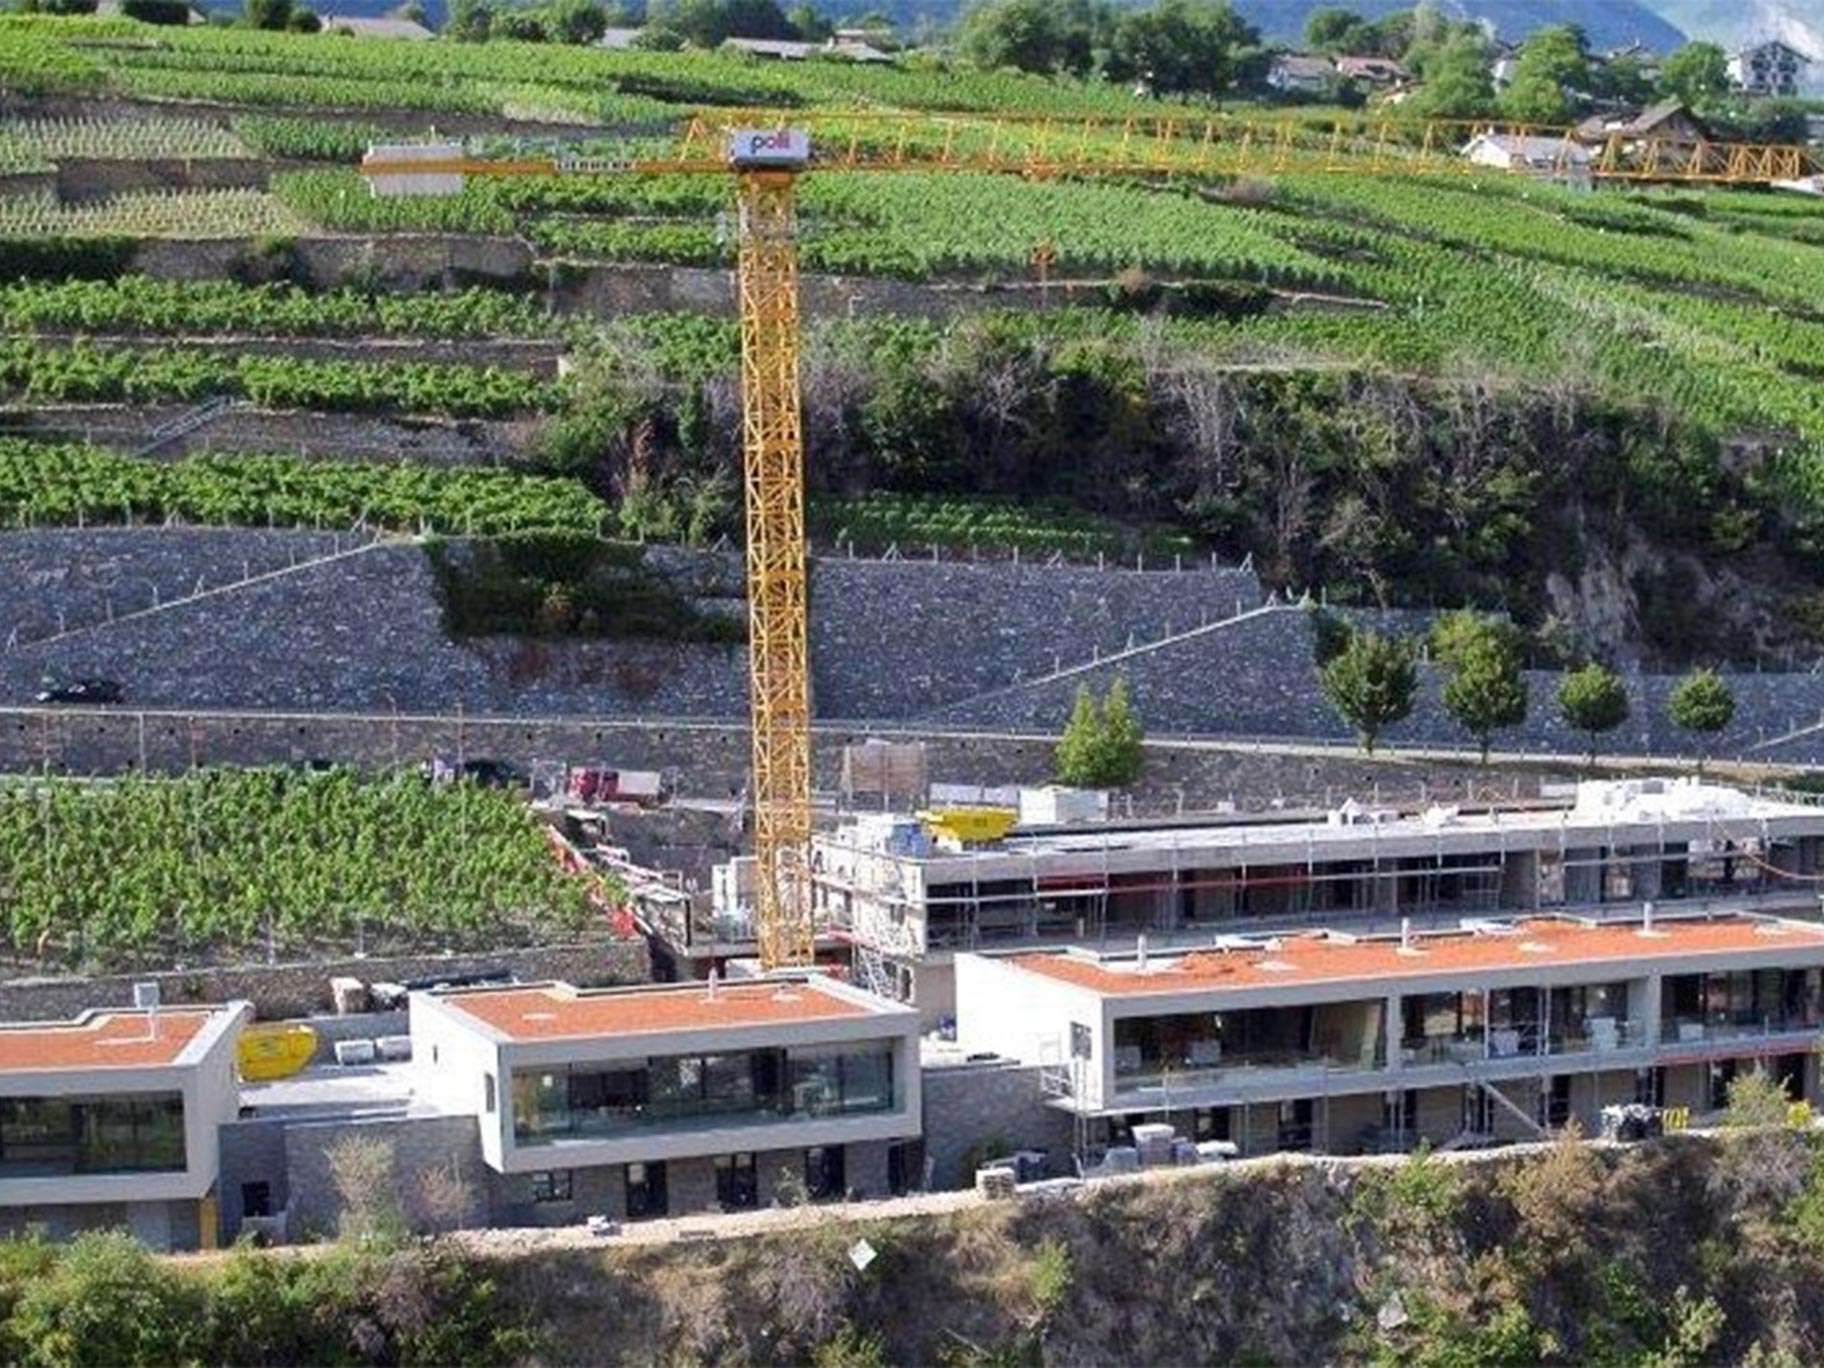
left=1634, top=974, right=1662, bottom=1050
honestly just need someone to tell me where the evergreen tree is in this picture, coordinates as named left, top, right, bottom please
left=1054, top=684, right=1103, bottom=786
left=1052, top=678, right=1144, bottom=788
left=1098, top=676, right=1145, bottom=787
left=1666, top=668, right=1735, bottom=774
left=1320, top=631, right=1416, bottom=755
left=1556, top=662, right=1629, bottom=765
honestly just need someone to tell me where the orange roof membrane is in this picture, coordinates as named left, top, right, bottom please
left=438, top=980, right=871, bottom=1042
left=1012, top=916, right=1824, bottom=998
left=0, top=1009, right=218, bottom=1071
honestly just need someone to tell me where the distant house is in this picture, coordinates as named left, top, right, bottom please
left=1335, top=56, right=1407, bottom=87
left=1730, top=40, right=1813, bottom=99
left=723, top=36, right=892, bottom=64
left=829, top=39, right=894, bottom=63
left=1594, top=41, right=1663, bottom=84
left=597, top=26, right=641, bottom=50
left=1575, top=101, right=1712, bottom=148
left=725, top=37, right=819, bottom=61
left=1463, top=132, right=1593, bottom=186
left=319, top=14, right=434, bottom=39
left=1266, top=54, right=1335, bottom=96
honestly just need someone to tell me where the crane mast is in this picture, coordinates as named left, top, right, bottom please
left=733, top=167, right=814, bottom=970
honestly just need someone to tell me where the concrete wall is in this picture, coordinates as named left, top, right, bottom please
left=0, top=940, right=648, bottom=1024
left=0, top=1197, right=201, bottom=1251
left=281, top=1112, right=487, bottom=1241
left=920, top=1059, right=1076, bottom=1189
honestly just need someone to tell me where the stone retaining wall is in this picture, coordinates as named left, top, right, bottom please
left=8, top=404, right=539, bottom=465
left=21, top=332, right=564, bottom=376
left=0, top=938, right=649, bottom=1023
left=0, top=707, right=1549, bottom=810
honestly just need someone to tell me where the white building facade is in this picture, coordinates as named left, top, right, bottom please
left=0, top=1003, right=248, bottom=1250
left=954, top=912, right=1824, bottom=1159
left=411, top=975, right=923, bottom=1221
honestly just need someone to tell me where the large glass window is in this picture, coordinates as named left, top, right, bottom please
left=0, top=1093, right=184, bottom=1177
left=512, top=1043, right=895, bottom=1144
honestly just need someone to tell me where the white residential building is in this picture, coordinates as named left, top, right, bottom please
left=955, top=909, right=1824, bottom=1160
left=1730, top=41, right=1814, bottom=99
left=411, top=975, right=922, bottom=1220
left=0, top=1003, right=248, bottom=1250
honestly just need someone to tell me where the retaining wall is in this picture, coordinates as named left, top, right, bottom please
left=7, top=404, right=539, bottom=465
left=0, top=938, right=649, bottom=1023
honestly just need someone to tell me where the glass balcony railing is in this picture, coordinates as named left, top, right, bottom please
left=1114, top=1048, right=1383, bottom=1093
left=1660, top=1015, right=1824, bottom=1045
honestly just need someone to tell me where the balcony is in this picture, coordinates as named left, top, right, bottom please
left=1660, top=1015, right=1824, bottom=1047
left=1113, top=1046, right=1383, bottom=1099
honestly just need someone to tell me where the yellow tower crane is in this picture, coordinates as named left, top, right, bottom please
left=361, top=109, right=1820, bottom=971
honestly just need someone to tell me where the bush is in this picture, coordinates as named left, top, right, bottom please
left=7, top=1231, right=205, bottom=1368
left=286, top=6, right=320, bottom=30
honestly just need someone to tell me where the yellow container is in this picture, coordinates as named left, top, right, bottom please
left=237, top=1022, right=318, bottom=1082
left=921, top=806, right=1017, bottom=845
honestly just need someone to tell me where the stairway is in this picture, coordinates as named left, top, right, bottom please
left=130, top=396, right=242, bottom=459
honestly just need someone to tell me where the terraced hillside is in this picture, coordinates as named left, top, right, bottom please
left=3, top=14, right=1824, bottom=735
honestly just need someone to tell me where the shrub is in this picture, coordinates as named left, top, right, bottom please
left=7, top=1231, right=205, bottom=1368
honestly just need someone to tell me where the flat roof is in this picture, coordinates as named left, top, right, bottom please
left=823, top=781, right=1824, bottom=873
left=433, top=978, right=880, bottom=1042
left=1008, top=914, right=1824, bottom=999
left=0, top=1008, right=224, bottom=1071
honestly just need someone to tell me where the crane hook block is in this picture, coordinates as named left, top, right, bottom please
left=727, top=128, right=811, bottom=170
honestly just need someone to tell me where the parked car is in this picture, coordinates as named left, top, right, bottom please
left=34, top=678, right=124, bottom=705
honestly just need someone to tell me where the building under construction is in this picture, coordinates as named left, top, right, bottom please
left=813, top=778, right=1824, bottom=1027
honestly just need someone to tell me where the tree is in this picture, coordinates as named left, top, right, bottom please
left=786, top=2, right=829, bottom=41
left=1303, top=6, right=1365, bottom=53
left=447, top=0, right=495, bottom=40
left=1499, top=25, right=1588, bottom=125
left=650, top=0, right=793, bottom=47
left=1666, top=667, right=1734, bottom=773
left=1405, top=33, right=1493, bottom=119
left=1053, top=678, right=1144, bottom=788
left=957, top=0, right=1103, bottom=77
left=1593, top=51, right=1654, bottom=105
left=1429, top=608, right=1522, bottom=675
left=1441, top=640, right=1527, bottom=763
left=1321, top=631, right=1416, bottom=755
left=1556, top=662, right=1629, bottom=764
left=7, top=1233, right=206, bottom=1368
left=1099, top=676, right=1145, bottom=785
left=286, top=6, right=319, bottom=30
left=540, top=0, right=606, bottom=43
left=1105, top=0, right=1256, bottom=100
left=242, top=0, right=292, bottom=29
left=1659, top=42, right=1730, bottom=109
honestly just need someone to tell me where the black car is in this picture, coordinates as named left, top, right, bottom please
left=35, top=678, right=124, bottom=705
